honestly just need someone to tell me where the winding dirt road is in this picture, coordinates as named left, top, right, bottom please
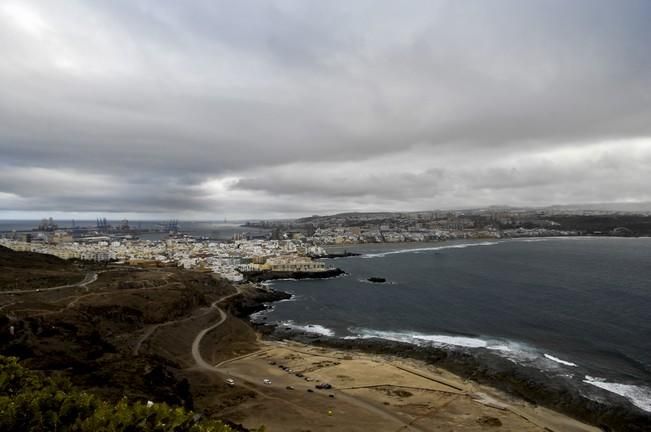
left=189, top=287, right=428, bottom=432
left=134, top=286, right=241, bottom=356
left=0, top=272, right=98, bottom=295
left=190, top=287, right=242, bottom=369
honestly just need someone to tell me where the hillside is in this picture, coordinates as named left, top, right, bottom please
left=0, top=248, right=279, bottom=429
left=0, top=245, right=84, bottom=291
left=0, top=355, right=234, bottom=432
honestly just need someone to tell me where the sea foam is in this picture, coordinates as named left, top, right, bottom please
left=544, top=354, right=578, bottom=367
left=344, top=328, right=506, bottom=350
left=343, top=328, right=581, bottom=369
left=362, top=241, right=502, bottom=258
left=280, top=321, right=335, bottom=337
left=583, top=376, right=651, bottom=412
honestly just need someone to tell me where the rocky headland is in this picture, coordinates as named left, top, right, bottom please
left=241, top=267, right=345, bottom=283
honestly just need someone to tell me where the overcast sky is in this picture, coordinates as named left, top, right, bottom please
left=1, top=0, right=650, bottom=220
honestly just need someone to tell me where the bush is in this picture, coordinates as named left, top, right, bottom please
left=0, top=355, right=233, bottom=432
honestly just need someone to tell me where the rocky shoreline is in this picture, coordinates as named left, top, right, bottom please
left=313, top=251, right=362, bottom=259
left=246, top=287, right=651, bottom=432
left=240, top=267, right=345, bottom=283
left=228, top=284, right=292, bottom=319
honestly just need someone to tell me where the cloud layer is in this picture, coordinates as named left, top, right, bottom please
left=1, top=0, right=650, bottom=218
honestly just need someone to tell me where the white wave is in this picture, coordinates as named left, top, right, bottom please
left=249, top=309, right=266, bottom=321
left=344, top=328, right=552, bottom=367
left=249, top=304, right=275, bottom=321
left=362, top=241, right=501, bottom=258
left=583, top=376, right=651, bottom=412
left=249, top=310, right=263, bottom=320
left=486, top=344, right=513, bottom=352
left=544, top=354, right=578, bottom=367
left=280, top=321, right=335, bottom=337
left=344, top=328, right=508, bottom=350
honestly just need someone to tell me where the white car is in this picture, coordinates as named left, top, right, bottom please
left=263, top=379, right=272, bottom=385
left=225, top=378, right=235, bottom=386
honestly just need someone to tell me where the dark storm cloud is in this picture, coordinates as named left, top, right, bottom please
left=1, top=0, right=650, bottom=218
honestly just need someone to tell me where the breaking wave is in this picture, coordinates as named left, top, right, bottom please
left=279, top=321, right=335, bottom=337
left=544, top=354, right=578, bottom=367
left=344, top=328, right=511, bottom=350
left=342, top=329, right=588, bottom=371
left=362, top=241, right=502, bottom=258
left=583, top=376, right=651, bottom=412
left=249, top=304, right=274, bottom=322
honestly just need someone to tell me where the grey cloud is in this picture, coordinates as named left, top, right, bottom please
left=232, top=141, right=651, bottom=209
left=1, top=0, right=650, bottom=217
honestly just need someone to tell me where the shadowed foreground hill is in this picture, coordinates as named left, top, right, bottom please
left=0, top=246, right=270, bottom=430
left=0, top=245, right=83, bottom=291
left=0, top=355, right=235, bottom=432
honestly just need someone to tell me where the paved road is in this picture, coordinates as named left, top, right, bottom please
left=0, top=272, right=98, bottom=295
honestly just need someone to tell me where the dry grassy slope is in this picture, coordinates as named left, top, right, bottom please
left=0, top=258, right=238, bottom=409
left=0, top=245, right=83, bottom=290
left=0, top=247, right=274, bottom=424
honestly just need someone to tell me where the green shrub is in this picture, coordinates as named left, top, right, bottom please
left=0, top=355, right=233, bottom=432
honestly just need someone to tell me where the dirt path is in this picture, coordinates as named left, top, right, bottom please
left=133, top=288, right=237, bottom=356
left=189, top=289, right=428, bottom=432
left=190, top=287, right=242, bottom=369
left=0, top=272, right=98, bottom=295
left=24, top=284, right=174, bottom=318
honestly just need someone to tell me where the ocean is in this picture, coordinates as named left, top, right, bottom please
left=255, top=237, right=651, bottom=413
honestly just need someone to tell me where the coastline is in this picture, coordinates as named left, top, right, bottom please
left=243, top=286, right=651, bottom=432
left=241, top=267, right=346, bottom=283
left=4, top=244, right=648, bottom=431
left=221, top=332, right=599, bottom=431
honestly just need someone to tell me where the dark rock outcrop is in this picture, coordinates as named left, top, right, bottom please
left=367, top=277, right=386, bottom=283
left=242, top=268, right=345, bottom=282
left=227, top=286, right=291, bottom=319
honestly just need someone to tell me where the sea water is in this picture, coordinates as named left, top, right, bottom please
left=259, top=237, right=651, bottom=412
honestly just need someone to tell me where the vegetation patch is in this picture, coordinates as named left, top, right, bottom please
left=0, top=355, right=235, bottom=432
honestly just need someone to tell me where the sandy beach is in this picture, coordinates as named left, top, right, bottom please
left=212, top=339, right=599, bottom=432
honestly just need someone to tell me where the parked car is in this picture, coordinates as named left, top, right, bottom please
left=225, top=378, right=235, bottom=386
left=263, top=379, right=272, bottom=385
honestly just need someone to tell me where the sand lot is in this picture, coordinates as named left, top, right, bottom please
left=212, top=341, right=599, bottom=432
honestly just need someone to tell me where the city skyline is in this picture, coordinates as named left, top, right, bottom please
left=2, top=1, right=651, bottom=220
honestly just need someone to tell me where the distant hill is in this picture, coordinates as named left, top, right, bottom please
left=0, top=245, right=83, bottom=291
